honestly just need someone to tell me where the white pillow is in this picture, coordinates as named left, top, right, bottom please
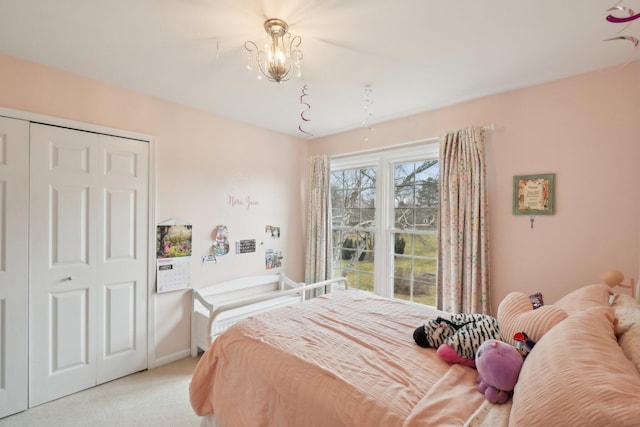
left=611, top=293, right=640, bottom=335
left=619, top=324, right=640, bottom=373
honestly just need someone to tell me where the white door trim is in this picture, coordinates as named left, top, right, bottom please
left=0, top=107, right=159, bottom=369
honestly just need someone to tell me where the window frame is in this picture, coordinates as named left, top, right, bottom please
left=330, top=142, right=440, bottom=300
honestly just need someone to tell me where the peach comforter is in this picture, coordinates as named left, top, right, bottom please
left=189, top=291, right=487, bottom=427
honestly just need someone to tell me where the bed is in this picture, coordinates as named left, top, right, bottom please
left=189, top=283, right=640, bottom=427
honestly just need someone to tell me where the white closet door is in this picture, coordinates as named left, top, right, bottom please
left=0, top=117, right=29, bottom=418
left=95, top=133, right=148, bottom=384
left=29, top=124, right=148, bottom=407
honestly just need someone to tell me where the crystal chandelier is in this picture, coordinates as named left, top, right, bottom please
left=244, top=18, right=303, bottom=83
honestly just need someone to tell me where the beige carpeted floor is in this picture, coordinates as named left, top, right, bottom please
left=2, top=356, right=202, bottom=427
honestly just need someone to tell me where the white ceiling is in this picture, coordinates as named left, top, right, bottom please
left=0, top=0, right=637, bottom=138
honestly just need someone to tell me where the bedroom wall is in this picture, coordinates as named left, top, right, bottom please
left=0, top=52, right=308, bottom=365
left=309, top=60, right=640, bottom=314
left=3, top=49, right=638, bottom=361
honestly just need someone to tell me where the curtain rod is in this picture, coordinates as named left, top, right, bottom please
left=331, top=123, right=496, bottom=160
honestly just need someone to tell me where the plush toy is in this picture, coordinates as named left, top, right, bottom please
left=513, top=331, right=536, bottom=359
left=413, top=317, right=457, bottom=348
left=475, top=339, right=523, bottom=404
left=414, top=314, right=501, bottom=368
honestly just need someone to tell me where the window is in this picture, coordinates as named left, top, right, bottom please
left=330, top=167, right=376, bottom=292
left=330, top=144, right=439, bottom=306
left=392, top=160, right=438, bottom=305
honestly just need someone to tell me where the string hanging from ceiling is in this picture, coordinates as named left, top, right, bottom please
left=298, top=84, right=313, bottom=137
left=362, top=85, right=375, bottom=142
left=604, top=1, right=640, bottom=64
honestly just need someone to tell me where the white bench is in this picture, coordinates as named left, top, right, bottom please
left=191, top=274, right=349, bottom=356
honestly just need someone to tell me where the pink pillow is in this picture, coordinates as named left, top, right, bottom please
left=552, top=284, right=610, bottom=316
left=496, top=292, right=567, bottom=346
left=510, top=306, right=640, bottom=426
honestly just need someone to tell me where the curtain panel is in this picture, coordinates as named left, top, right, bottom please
left=304, top=155, right=331, bottom=291
left=437, top=126, right=491, bottom=314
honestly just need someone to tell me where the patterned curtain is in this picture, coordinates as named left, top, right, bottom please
left=437, top=126, right=490, bottom=314
left=304, top=155, right=331, bottom=293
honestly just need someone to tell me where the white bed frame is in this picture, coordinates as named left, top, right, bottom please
left=191, top=274, right=349, bottom=356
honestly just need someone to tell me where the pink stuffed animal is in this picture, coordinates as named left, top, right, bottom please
left=475, top=339, right=523, bottom=404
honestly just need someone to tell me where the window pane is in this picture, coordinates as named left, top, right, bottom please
left=415, top=208, right=437, bottom=230
left=360, top=168, right=376, bottom=188
left=392, top=256, right=437, bottom=305
left=390, top=159, right=439, bottom=305
left=343, top=169, right=358, bottom=188
left=415, top=234, right=437, bottom=257
left=360, top=188, right=376, bottom=208
left=361, top=208, right=375, bottom=224
left=395, top=208, right=414, bottom=230
left=394, top=185, right=414, bottom=208
left=345, top=209, right=360, bottom=226
left=330, top=166, right=377, bottom=290
left=394, top=233, right=412, bottom=255
left=331, top=189, right=345, bottom=210
left=394, top=163, right=414, bottom=186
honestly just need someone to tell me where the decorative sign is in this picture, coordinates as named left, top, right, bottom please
left=236, top=239, right=256, bottom=254
left=228, top=195, right=259, bottom=210
left=513, top=173, right=555, bottom=215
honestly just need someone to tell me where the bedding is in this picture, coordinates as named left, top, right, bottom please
left=189, top=291, right=486, bottom=427
left=510, top=305, right=640, bottom=426
left=189, top=284, right=640, bottom=427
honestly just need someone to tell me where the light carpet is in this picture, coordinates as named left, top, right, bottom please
left=2, top=356, right=202, bottom=427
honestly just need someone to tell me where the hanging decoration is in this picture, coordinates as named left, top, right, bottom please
left=604, top=2, right=640, bottom=63
left=362, top=85, right=375, bottom=142
left=606, top=9, right=640, bottom=23
left=298, top=84, right=313, bottom=137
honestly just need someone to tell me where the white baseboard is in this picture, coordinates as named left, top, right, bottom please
left=150, top=348, right=192, bottom=369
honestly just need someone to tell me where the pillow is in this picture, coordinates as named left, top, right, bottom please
left=552, top=284, right=610, bottom=315
left=496, top=292, right=567, bottom=346
left=619, top=324, right=640, bottom=373
left=510, top=306, right=640, bottom=426
left=611, top=293, right=640, bottom=336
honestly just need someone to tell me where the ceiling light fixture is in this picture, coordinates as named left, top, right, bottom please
left=244, top=18, right=302, bottom=83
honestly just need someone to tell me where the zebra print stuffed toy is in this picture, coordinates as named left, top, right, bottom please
left=413, top=313, right=501, bottom=367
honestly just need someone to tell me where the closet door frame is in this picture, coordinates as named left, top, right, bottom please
left=0, top=107, right=159, bottom=370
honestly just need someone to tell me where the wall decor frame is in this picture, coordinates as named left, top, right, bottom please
left=513, top=173, right=555, bottom=215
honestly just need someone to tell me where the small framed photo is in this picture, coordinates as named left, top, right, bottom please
left=513, top=173, right=555, bottom=215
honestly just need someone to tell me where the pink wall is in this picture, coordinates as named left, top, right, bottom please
left=3, top=49, right=639, bottom=361
left=310, top=61, right=640, bottom=313
left=0, top=53, right=308, bottom=363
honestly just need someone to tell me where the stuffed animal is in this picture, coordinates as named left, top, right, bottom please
left=513, top=331, right=536, bottom=359
left=413, top=317, right=458, bottom=348
left=414, top=313, right=502, bottom=368
left=475, top=339, right=523, bottom=404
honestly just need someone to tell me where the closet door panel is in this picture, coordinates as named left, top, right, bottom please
left=0, top=116, right=29, bottom=418
left=29, top=124, right=99, bottom=407
left=96, top=134, right=148, bottom=384
left=29, top=122, right=149, bottom=406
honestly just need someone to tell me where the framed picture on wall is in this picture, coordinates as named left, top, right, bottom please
left=513, top=173, right=555, bottom=215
